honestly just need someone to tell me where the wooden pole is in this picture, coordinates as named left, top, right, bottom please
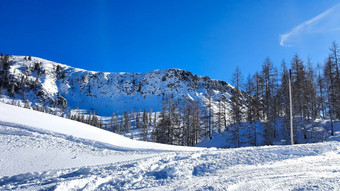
left=289, top=69, right=294, bottom=145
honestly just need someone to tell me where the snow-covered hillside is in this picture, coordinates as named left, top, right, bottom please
left=1, top=103, right=340, bottom=190
left=1, top=55, right=237, bottom=115
left=197, top=119, right=340, bottom=148
left=0, top=103, right=200, bottom=177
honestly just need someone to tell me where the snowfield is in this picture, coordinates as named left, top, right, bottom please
left=1, top=103, right=340, bottom=190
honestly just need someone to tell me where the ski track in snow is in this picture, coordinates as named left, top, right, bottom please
left=0, top=103, right=340, bottom=190
left=0, top=122, right=157, bottom=177
left=1, top=124, right=339, bottom=191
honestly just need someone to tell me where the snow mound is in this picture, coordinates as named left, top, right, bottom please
left=0, top=103, right=202, bottom=153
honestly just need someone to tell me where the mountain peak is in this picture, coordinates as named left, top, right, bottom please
left=2, top=55, right=237, bottom=115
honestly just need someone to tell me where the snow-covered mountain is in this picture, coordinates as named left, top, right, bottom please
left=1, top=55, right=237, bottom=115
left=1, top=103, right=340, bottom=190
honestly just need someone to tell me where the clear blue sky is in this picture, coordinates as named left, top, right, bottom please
left=1, top=0, right=340, bottom=83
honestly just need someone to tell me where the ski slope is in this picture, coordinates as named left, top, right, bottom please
left=1, top=103, right=340, bottom=190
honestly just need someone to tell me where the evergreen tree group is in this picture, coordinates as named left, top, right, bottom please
left=228, top=41, right=340, bottom=145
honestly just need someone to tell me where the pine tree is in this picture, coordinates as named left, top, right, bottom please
left=182, top=101, right=191, bottom=146
left=114, top=112, right=120, bottom=133
left=221, top=95, right=228, bottom=132
left=253, top=72, right=263, bottom=121
left=245, top=74, right=258, bottom=146
left=190, top=100, right=201, bottom=145
left=316, top=64, right=326, bottom=119
left=324, top=56, right=337, bottom=136
left=305, top=59, right=317, bottom=121
left=258, top=58, right=278, bottom=144
left=168, top=95, right=182, bottom=145
left=88, top=110, right=92, bottom=124
left=291, top=54, right=307, bottom=118
left=153, top=112, right=157, bottom=127
left=110, top=112, right=115, bottom=132
left=123, top=111, right=131, bottom=133
left=215, top=98, right=224, bottom=133
left=279, top=60, right=291, bottom=140
left=245, top=74, right=255, bottom=124
left=155, top=95, right=182, bottom=145
left=328, top=41, right=340, bottom=120
left=207, top=96, right=213, bottom=139
left=149, top=108, right=153, bottom=125
left=229, top=67, right=243, bottom=147
left=201, top=106, right=209, bottom=138
left=142, top=109, right=148, bottom=141
left=155, top=97, right=171, bottom=144
left=135, top=108, right=140, bottom=128
left=130, top=109, right=135, bottom=128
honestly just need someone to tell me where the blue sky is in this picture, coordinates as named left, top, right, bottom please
left=1, top=0, right=340, bottom=83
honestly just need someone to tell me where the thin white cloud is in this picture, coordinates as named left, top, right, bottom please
left=280, top=3, right=340, bottom=47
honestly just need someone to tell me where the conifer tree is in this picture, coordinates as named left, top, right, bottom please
left=328, top=41, right=340, bottom=120
left=305, top=59, right=317, bottom=121
left=142, top=109, right=148, bottom=141
left=110, top=112, right=115, bottom=132
left=215, top=98, right=224, bottom=134
left=278, top=61, right=291, bottom=140
left=155, top=97, right=170, bottom=144
left=324, top=56, right=337, bottom=136
left=149, top=108, right=152, bottom=125
left=114, top=112, right=120, bottom=134
left=123, top=111, right=131, bottom=133
left=135, top=108, right=140, bottom=128
left=229, top=67, right=243, bottom=147
left=316, top=64, right=326, bottom=119
left=207, top=96, right=213, bottom=139
left=153, top=112, right=157, bottom=127
left=245, top=74, right=255, bottom=124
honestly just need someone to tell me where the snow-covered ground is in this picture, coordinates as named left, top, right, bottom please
left=1, top=103, right=340, bottom=190
left=197, top=119, right=340, bottom=148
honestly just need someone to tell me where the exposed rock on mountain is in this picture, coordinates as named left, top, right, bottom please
left=0, top=55, right=243, bottom=115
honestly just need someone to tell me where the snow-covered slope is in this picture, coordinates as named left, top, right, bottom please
left=0, top=103, right=201, bottom=152
left=0, top=103, right=200, bottom=178
left=1, top=103, right=340, bottom=190
left=197, top=119, right=340, bottom=148
left=2, top=56, right=237, bottom=115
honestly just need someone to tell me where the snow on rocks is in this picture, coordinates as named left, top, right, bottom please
left=4, top=55, right=236, bottom=115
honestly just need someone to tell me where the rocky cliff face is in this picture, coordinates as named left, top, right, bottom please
left=0, top=55, right=240, bottom=115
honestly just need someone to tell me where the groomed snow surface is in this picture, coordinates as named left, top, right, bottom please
left=1, top=103, right=340, bottom=190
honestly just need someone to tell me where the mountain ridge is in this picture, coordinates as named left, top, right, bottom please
left=0, top=55, right=239, bottom=115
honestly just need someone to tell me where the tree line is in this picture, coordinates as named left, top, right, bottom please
left=1, top=41, right=339, bottom=147
left=228, top=41, right=340, bottom=145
